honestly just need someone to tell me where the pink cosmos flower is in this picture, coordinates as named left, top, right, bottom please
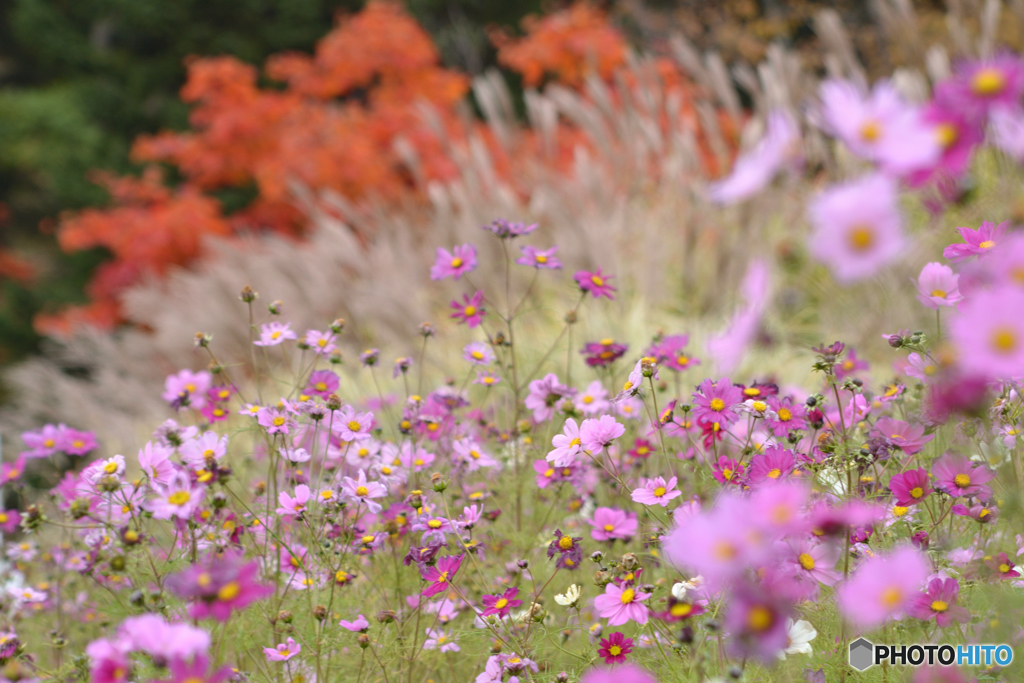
left=746, top=446, right=795, bottom=485
left=0, top=457, right=25, bottom=486
left=581, top=339, right=629, bottom=367
left=709, top=110, right=800, bottom=203
left=516, top=245, right=562, bottom=269
left=264, top=637, right=300, bottom=662
left=691, top=378, right=744, bottom=430
left=333, top=405, right=373, bottom=442
left=938, top=53, right=1024, bottom=118
left=156, top=655, right=230, bottom=683
left=462, top=341, right=494, bottom=365
left=942, top=220, right=1008, bottom=262
left=905, top=352, right=939, bottom=381
left=339, top=614, right=369, bottom=632
left=712, top=455, right=745, bottom=486
left=423, top=628, right=460, bottom=652
left=474, top=370, right=501, bottom=387
left=162, top=369, right=212, bottom=410
left=837, top=546, right=931, bottom=629
left=597, top=632, right=634, bottom=664
left=871, top=417, right=934, bottom=455
left=580, top=664, right=656, bottom=683
left=631, top=476, right=681, bottom=507
left=165, top=553, right=272, bottom=622
left=180, top=431, right=227, bottom=470
left=147, top=471, right=204, bottom=520
left=647, top=334, right=699, bottom=372
left=763, top=396, right=807, bottom=436
left=306, top=370, right=338, bottom=398
left=579, top=415, right=625, bottom=454
left=724, top=586, right=793, bottom=662
left=906, top=577, right=969, bottom=627
left=547, top=418, right=584, bottom=467
left=138, top=441, right=175, bottom=484
left=587, top=507, right=638, bottom=542
left=950, top=285, right=1024, bottom=379
left=481, top=587, right=522, bottom=618
left=780, top=538, right=841, bottom=599
left=450, top=291, right=486, bottom=328
left=931, top=453, right=995, bottom=499
left=257, top=408, right=294, bottom=435
left=0, top=509, right=21, bottom=534
left=341, top=470, right=386, bottom=514
left=117, top=614, right=211, bottom=664
left=254, top=322, right=297, bottom=347
left=906, top=100, right=983, bottom=187
left=524, top=373, right=575, bottom=422
left=421, top=555, right=463, bottom=598
left=808, top=173, right=905, bottom=282
left=21, top=423, right=66, bottom=458
left=574, top=268, right=616, bottom=299
left=818, top=79, right=939, bottom=175
left=430, top=244, right=477, bottom=280
left=594, top=581, right=651, bottom=626
left=276, top=485, right=311, bottom=517
left=452, top=439, right=498, bottom=471
left=575, top=380, right=610, bottom=415
left=302, top=329, right=336, bottom=355
left=889, top=468, right=932, bottom=506
left=915, top=262, right=962, bottom=309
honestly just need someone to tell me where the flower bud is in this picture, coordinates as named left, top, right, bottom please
left=326, top=394, right=342, bottom=411
left=620, top=553, right=640, bottom=571
left=376, top=610, right=396, bottom=624
left=239, top=285, right=258, bottom=303
left=278, top=610, right=293, bottom=624
left=268, top=300, right=283, bottom=315
left=593, top=570, right=611, bottom=586
left=314, top=605, right=328, bottom=621
left=357, top=634, right=370, bottom=649
left=194, top=332, right=213, bottom=348
left=418, top=322, right=435, bottom=337
left=330, top=318, right=346, bottom=334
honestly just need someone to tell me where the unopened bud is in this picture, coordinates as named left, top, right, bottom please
left=194, top=332, right=213, bottom=348
left=268, top=300, right=283, bottom=315
left=313, top=605, right=328, bottom=621
left=419, top=322, right=435, bottom=337
left=278, top=610, right=293, bottom=624
left=239, top=285, right=258, bottom=303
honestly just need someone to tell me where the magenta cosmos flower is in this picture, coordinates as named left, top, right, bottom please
left=939, top=53, right=1024, bottom=118
left=889, top=468, right=932, bottom=506
left=630, top=476, right=681, bottom=507
left=746, top=446, right=796, bottom=485
left=481, top=587, right=522, bottom=618
left=165, top=553, right=272, bottom=622
left=574, top=268, right=616, bottom=299
left=906, top=577, right=969, bottom=627
left=430, top=244, right=477, bottom=280
left=836, top=545, right=931, bottom=629
left=162, top=369, right=212, bottom=409
left=587, top=507, right=638, bottom=541
left=581, top=338, right=628, bottom=367
left=306, top=370, right=338, bottom=398
left=943, top=220, right=1008, bottom=261
left=915, top=262, right=962, bottom=309
left=524, top=372, right=575, bottom=422
left=155, top=656, right=230, bottom=683
left=516, top=245, right=562, bottom=269
left=341, top=469, right=387, bottom=514
left=871, top=417, right=934, bottom=455
left=709, top=110, right=800, bottom=204
left=691, top=378, right=744, bottom=430
left=647, top=334, right=699, bottom=371
left=421, top=554, right=463, bottom=598
left=931, top=453, right=995, bottom=499
left=597, top=632, right=634, bottom=664
left=263, top=637, right=300, bottom=662
left=594, top=581, right=651, bottom=626
left=146, top=471, right=204, bottom=520
left=950, top=285, right=1024, bottom=379
left=808, top=173, right=905, bottom=282
left=450, top=291, right=486, bottom=328
left=580, top=664, right=656, bottom=683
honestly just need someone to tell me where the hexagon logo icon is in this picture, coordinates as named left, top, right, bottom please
left=849, top=637, right=875, bottom=672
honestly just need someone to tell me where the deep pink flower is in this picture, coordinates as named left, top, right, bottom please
left=574, top=268, right=616, bottom=299
left=594, top=581, right=651, bottom=625
left=889, top=468, right=932, bottom=506
left=746, top=446, right=796, bottom=485
left=915, top=262, right=962, bottom=309
left=647, top=334, right=699, bottom=371
left=931, top=453, right=995, bottom=499
left=871, top=417, right=934, bottom=455
left=481, top=587, right=522, bottom=618
left=691, top=378, right=743, bottom=430
left=306, top=370, right=339, bottom=398
left=146, top=471, right=204, bottom=520
left=587, top=507, right=638, bottom=541
left=906, top=577, right=969, bottom=627
left=580, top=664, right=656, bottom=683
left=712, top=455, right=744, bottom=486
left=430, top=244, right=477, bottom=280
left=21, top=424, right=66, bottom=458
left=155, top=655, right=230, bottom=683
left=808, top=174, right=905, bottom=282
left=450, top=291, right=486, bottom=328
left=421, top=555, right=463, bottom=598
left=516, top=245, right=562, bottom=269
left=950, top=285, right=1024, bottom=379
left=942, top=220, right=1008, bottom=262
left=763, top=396, right=807, bottom=436
left=597, top=632, right=634, bottom=664
left=836, top=546, right=931, bottom=629
left=938, top=53, right=1024, bottom=118
left=165, top=553, right=272, bottom=622
left=63, top=428, right=98, bottom=456
left=0, top=509, right=21, bottom=534
left=581, top=339, right=628, bottom=367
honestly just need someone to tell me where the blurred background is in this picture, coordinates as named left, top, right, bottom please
left=0, top=0, right=1014, bottom=451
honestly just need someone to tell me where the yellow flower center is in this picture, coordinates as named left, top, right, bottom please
left=722, top=468, right=733, bottom=480
left=167, top=491, right=191, bottom=506
left=979, top=508, right=990, bottom=518
left=620, top=588, right=635, bottom=604
left=847, top=224, right=875, bottom=252
left=881, top=587, right=902, bottom=607
left=747, top=605, right=774, bottom=632
left=654, top=487, right=667, bottom=497
left=471, top=351, right=484, bottom=360
left=591, top=275, right=604, bottom=286
left=676, top=354, right=688, bottom=365
left=671, top=603, right=692, bottom=617
left=463, top=305, right=477, bottom=316
left=603, top=524, right=615, bottom=532
left=44, top=439, right=55, bottom=448
left=271, top=331, right=282, bottom=340
left=935, top=123, right=958, bottom=149
left=999, top=563, right=1010, bottom=573
left=558, top=536, right=574, bottom=550
left=622, top=380, right=633, bottom=391
left=217, top=581, right=240, bottom=601
left=954, top=473, right=971, bottom=488
left=536, top=255, right=548, bottom=263
left=608, top=645, right=622, bottom=656
left=980, top=240, right=996, bottom=249
left=930, top=289, right=947, bottom=298
left=768, top=468, right=782, bottom=479
left=427, top=520, right=442, bottom=529
left=279, top=649, right=290, bottom=657
left=272, top=417, right=286, bottom=427
left=450, top=257, right=463, bottom=268
left=798, top=553, right=816, bottom=570
left=991, top=327, right=1018, bottom=354
left=315, top=382, right=327, bottom=391
left=103, top=462, right=118, bottom=474
left=892, top=506, right=908, bottom=517
left=495, top=598, right=509, bottom=609
left=752, top=401, right=767, bottom=412
left=931, top=600, right=948, bottom=612
left=972, top=68, right=1005, bottom=96
left=709, top=398, right=725, bottom=411
left=355, top=486, right=369, bottom=496
left=713, top=541, right=737, bottom=560
left=859, top=120, right=881, bottom=142
left=909, top=487, right=924, bottom=499
left=582, top=395, right=594, bottom=404
left=348, top=420, right=361, bottom=432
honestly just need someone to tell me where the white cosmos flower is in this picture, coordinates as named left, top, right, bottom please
left=778, top=618, right=817, bottom=659
left=554, top=584, right=582, bottom=608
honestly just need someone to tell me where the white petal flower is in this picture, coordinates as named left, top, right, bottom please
left=778, top=618, right=817, bottom=659
left=554, top=584, right=581, bottom=607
